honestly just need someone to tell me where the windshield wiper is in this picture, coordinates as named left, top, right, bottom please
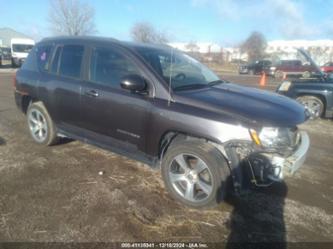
left=208, top=80, right=225, bottom=86
left=173, top=84, right=207, bottom=91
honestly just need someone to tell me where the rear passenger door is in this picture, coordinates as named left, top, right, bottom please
left=43, top=44, right=84, bottom=128
left=80, top=45, right=152, bottom=153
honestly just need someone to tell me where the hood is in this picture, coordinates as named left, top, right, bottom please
left=298, top=48, right=324, bottom=76
left=175, top=83, right=308, bottom=127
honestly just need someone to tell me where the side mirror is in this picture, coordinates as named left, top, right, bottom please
left=120, top=74, right=147, bottom=93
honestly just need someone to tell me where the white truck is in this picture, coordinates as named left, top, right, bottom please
left=11, top=38, right=35, bottom=67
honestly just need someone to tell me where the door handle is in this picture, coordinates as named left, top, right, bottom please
left=85, top=90, right=99, bottom=97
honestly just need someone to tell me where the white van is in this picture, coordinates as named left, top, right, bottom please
left=11, top=38, right=35, bottom=67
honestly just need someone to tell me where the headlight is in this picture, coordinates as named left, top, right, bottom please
left=259, top=127, right=299, bottom=150
left=270, top=66, right=276, bottom=70
left=278, top=81, right=291, bottom=91
left=259, top=127, right=279, bottom=147
left=250, top=127, right=298, bottom=149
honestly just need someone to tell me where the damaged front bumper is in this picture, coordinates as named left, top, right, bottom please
left=217, top=130, right=310, bottom=191
left=267, top=131, right=310, bottom=180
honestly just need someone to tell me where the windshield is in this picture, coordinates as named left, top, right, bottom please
left=135, top=47, right=220, bottom=90
left=12, top=44, right=34, bottom=53
left=2, top=48, right=11, bottom=53
left=0, top=47, right=10, bottom=55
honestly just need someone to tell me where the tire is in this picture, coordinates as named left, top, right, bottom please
left=275, top=70, right=284, bottom=79
left=161, top=140, right=230, bottom=208
left=296, top=95, right=324, bottom=119
left=302, top=71, right=311, bottom=78
left=26, top=101, right=58, bottom=145
left=11, top=58, right=16, bottom=68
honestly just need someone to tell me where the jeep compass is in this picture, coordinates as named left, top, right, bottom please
left=14, top=36, right=310, bottom=208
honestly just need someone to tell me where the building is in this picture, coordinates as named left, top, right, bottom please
left=169, top=42, right=222, bottom=54
left=168, top=40, right=333, bottom=65
left=0, top=27, right=32, bottom=47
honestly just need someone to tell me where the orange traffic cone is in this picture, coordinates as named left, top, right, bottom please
left=259, top=71, right=266, bottom=87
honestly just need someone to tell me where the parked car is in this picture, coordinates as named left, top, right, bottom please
left=14, top=36, right=310, bottom=208
left=277, top=49, right=333, bottom=119
left=270, top=59, right=317, bottom=79
left=0, top=47, right=11, bottom=66
left=10, top=38, right=35, bottom=67
left=320, top=62, right=333, bottom=73
left=238, top=60, right=272, bottom=75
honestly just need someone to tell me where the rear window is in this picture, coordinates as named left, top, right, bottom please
left=21, top=47, right=37, bottom=71
left=21, top=44, right=52, bottom=72
left=36, top=45, right=53, bottom=72
left=59, top=45, right=84, bottom=78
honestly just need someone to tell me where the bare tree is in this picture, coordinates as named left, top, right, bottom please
left=48, top=0, right=96, bottom=36
left=185, top=42, right=200, bottom=53
left=130, top=22, right=168, bottom=44
left=241, top=31, right=267, bottom=62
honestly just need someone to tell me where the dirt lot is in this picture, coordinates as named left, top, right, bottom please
left=0, top=72, right=332, bottom=244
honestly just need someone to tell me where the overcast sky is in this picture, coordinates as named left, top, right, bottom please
left=0, top=0, right=330, bottom=45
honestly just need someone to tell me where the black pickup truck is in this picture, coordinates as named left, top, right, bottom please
left=277, top=49, right=333, bottom=119
left=238, top=60, right=272, bottom=75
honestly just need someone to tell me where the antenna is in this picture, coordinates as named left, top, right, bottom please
left=168, top=47, right=174, bottom=106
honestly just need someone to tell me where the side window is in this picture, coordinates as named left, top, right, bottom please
left=21, top=47, right=37, bottom=71
left=36, top=45, right=53, bottom=72
left=59, top=45, right=84, bottom=78
left=51, top=47, right=62, bottom=74
left=90, top=47, right=141, bottom=88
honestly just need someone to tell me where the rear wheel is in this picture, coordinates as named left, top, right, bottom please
left=275, top=70, right=284, bottom=79
left=302, top=71, right=311, bottom=78
left=161, top=140, right=230, bottom=208
left=27, top=101, right=58, bottom=145
left=296, top=95, right=324, bottom=119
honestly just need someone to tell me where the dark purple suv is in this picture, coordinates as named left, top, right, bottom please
left=14, top=36, right=310, bottom=208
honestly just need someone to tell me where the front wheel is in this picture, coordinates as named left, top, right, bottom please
left=296, top=95, right=324, bottom=119
left=27, top=101, right=58, bottom=145
left=11, top=58, right=16, bottom=68
left=161, top=140, right=230, bottom=208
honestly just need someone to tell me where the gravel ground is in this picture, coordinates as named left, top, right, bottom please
left=0, top=73, right=332, bottom=244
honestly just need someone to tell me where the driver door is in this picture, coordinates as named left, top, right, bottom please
left=80, top=45, right=152, bottom=153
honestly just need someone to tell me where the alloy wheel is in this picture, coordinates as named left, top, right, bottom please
left=298, top=98, right=322, bottom=119
left=28, top=108, right=48, bottom=142
left=168, top=153, right=213, bottom=203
